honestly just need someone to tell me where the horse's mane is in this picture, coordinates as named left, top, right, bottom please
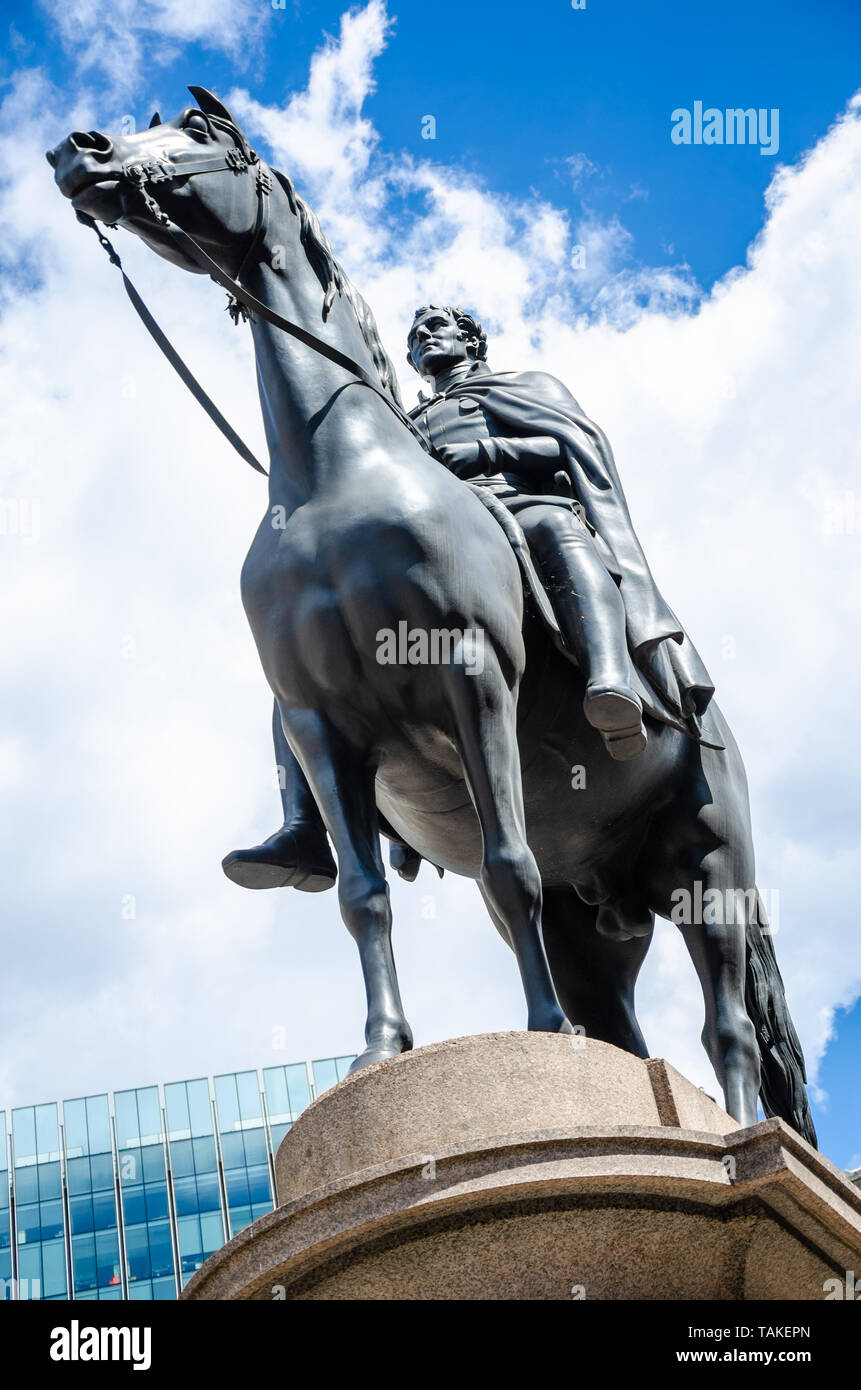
left=206, top=110, right=402, bottom=405
left=271, top=168, right=403, bottom=407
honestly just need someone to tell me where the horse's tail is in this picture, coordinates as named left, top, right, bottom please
left=745, top=891, right=817, bottom=1147
left=465, top=484, right=561, bottom=637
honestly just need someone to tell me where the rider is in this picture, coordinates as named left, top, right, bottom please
left=222, top=305, right=714, bottom=892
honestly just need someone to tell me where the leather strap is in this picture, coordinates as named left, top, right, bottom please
left=77, top=210, right=269, bottom=475
left=159, top=214, right=431, bottom=454
left=76, top=152, right=431, bottom=476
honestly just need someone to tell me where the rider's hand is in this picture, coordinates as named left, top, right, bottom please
left=436, top=441, right=481, bottom=476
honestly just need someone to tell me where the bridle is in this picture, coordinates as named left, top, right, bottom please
left=75, top=137, right=431, bottom=476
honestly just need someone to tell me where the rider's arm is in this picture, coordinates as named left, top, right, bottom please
left=477, top=435, right=562, bottom=474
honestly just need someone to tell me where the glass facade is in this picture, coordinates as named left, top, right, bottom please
left=0, top=1054, right=354, bottom=1300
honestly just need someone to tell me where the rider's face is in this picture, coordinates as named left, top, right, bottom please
left=408, top=310, right=471, bottom=378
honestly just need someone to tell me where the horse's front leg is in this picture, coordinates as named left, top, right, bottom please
left=278, top=704, right=413, bottom=1072
left=442, top=655, right=572, bottom=1036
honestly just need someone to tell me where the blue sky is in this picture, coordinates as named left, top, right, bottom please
left=7, top=0, right=861, bottom=291
left=1, top=0, right=859, bottom=1166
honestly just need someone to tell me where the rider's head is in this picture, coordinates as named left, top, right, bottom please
left=407, top=305, right=488, bottom=380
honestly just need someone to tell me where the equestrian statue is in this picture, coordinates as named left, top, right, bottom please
left=49, top=87, right=816, bottom=1144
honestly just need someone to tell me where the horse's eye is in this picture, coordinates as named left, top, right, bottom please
left=184, top=113, right=209, bottom=134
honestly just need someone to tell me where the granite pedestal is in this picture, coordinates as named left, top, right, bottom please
left=182, top=1032, right=861, bottom=1300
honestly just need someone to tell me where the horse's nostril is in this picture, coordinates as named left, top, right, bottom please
left=45, top=147, right=58, bottom=168
left=69, top=129, right=113, bottom=156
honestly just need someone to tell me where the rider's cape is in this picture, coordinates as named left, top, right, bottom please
left=429, top=368, right=716, bottom=733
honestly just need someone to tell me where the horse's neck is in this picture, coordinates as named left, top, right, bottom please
left=243, top=183, right=391, bottom=509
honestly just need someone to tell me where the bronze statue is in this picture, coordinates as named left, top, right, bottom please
left=226, top=303, right=716, bottom=888
left=49, top=88, right=816, bottom=1144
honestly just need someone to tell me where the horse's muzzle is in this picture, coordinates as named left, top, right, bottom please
left=47, top=130, right=118, bottom=202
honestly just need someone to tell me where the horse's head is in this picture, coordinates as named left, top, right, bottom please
left=47, top=87, right=262, bottom=276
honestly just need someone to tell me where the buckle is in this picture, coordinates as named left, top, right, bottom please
left=147, top=159, right=175, bottom=183
left=257, top=166, right=272, bottom=196
left=226, top=147, right=247, bottom=171
left=123, top=158, right=174, bottom=186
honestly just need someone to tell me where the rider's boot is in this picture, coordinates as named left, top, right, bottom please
left=221, top=705, right=337, bottom=891
left=540, top=536, right=648, bottom=762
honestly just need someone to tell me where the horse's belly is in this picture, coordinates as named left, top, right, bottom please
left=375, top=742, right=483, bottom=876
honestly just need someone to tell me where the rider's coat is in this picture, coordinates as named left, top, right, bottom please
left=411, top=359, right=716, bottom=735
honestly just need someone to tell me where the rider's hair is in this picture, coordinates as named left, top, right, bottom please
left=407, top=306, right=489, bottom=369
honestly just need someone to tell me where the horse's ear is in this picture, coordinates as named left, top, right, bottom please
left=188, top=86, right=238, bottom=127
left=148, top=111, right=161, bottom=128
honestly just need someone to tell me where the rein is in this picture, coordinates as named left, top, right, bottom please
left=75, top=141, right=431, bottom=477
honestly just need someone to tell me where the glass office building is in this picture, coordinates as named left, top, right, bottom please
left=0, top=1054, right=354, bottom=1300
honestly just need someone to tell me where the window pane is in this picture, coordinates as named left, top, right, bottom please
left=114, top=1094, right=140, bottom=1149
left=192, top=1136, right=217, bottom=1173
left=85, top=1097, right=112, bottom=1156
left=147, top=1224, right=174, bottom=1279
left=89, top=1153, right=114, bottom=1192
left=12, top=1108, right=37, bottom=1162
left=38, top=1163, right=62, bottom=1201
left=72, top=1235, right=97, bottom=1293
left=41, top=1240, right=66, bottom=1298
left=219, top=1132, right=244, bottom=1169
left=195, top=1171, right=220, bottom=1212
left=144, top=1185, right=168, bottom=1222
left=173, top=1176, right=198, bottom=1217
left=236, top=1073, right=260, bottom=1122
left=95, top=1230, right=121, bottom=1288
left=187, top=1081, right=212, bottom=1138
left=170, top=1139, right=194, bottom=1179
left=125, top=1226, right=151, bottom=1281
left=14, top=1167, right=38, bottom=1204
left=69, top=1195, right=95, bottom=1235
left=312, top=1059, right=338, bottom=1095
left=39, top=1200, right=64, bottom=1241
left=242, top=1129, right=267, bottom=1165
left=92, top=1190, right=117, bottom=1232
left=64, top=1100, right=88, bottom=1156
left=200, top=1211, right=224, bottom=1255
left=141, top=1147, right=166, bottom=1183
left=135, top=1090, right=161, bottom=1143
left=35, top=1106, right=60, bottom=1159
left=16, top=1202, right=41, bottom=1244
left=214, top=1077, right=239, bottom=1132
left=164, top=1083, right=190, bottom=1138
left=121, top=1187, right=145, bottom=1225
left=66, top=1157, right=91, bottom=1196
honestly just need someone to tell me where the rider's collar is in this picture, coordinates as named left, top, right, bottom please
left=417, top=358, right=489, bottom=404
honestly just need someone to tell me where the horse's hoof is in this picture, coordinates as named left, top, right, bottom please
left=348, top=1034, right=413, bottom=1073
left=221, top=823, right=337, bottom=892
left=527, top=1010, right=575, bottom=1035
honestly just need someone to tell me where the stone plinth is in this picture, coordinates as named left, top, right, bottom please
left=182, top=1032, right=861, bottom=1301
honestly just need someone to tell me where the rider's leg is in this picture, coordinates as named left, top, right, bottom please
left=520, top=505, right=647, bottom=760
left=221, top=701, right=337, bottom=891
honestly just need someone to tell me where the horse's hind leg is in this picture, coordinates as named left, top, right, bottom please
left=443, top=657, right=571, bottom=1034
left=541, top=887, right=652, bottom=1058
left=650, top=831, right=761, bottom=1127
left=277, top=704, right=412, bottom=1072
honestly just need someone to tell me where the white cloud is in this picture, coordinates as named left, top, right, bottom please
left=37, top=0, right=268, bottom=96
left=1, top=7, right=859, bottom=1125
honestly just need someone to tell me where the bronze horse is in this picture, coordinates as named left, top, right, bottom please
left=48, top=88, right=815, bottom=1143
